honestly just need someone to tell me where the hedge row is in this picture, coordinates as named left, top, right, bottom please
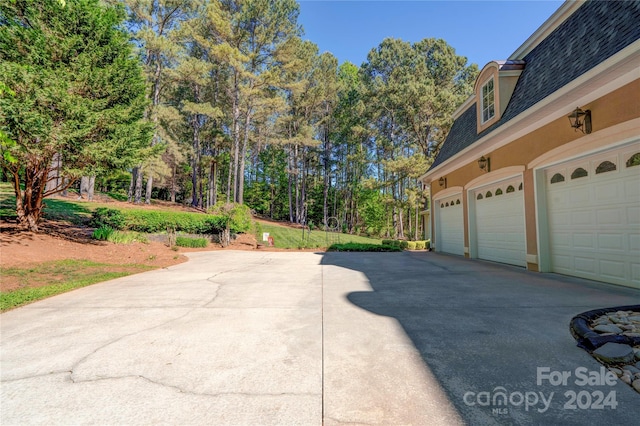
left=328, top=243, right=402, bottom=252
left=91, top=207, right=250, bottom=234
left=381, top=239, right=431, bottom=250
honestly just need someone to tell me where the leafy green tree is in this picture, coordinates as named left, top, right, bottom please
left=331, top=61, right=370, bottom=232
left=198, top=0, right=301, bottom=204
left=0, top=0, right=151, bottom=231
left=360, top=37, right=476, bottom=238
left=112, top=0, right=194, bottom=204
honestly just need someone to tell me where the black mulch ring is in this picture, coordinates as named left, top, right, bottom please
left=570, top=305, right=640, bottom=351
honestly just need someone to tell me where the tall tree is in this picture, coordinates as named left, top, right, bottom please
left=360, top=38, right=476, bottom=238
left=0, top=0, right=151, bottom=231
left=114, top=0, right=192, bottom=204
left=198, top=0, right=301, bottom=204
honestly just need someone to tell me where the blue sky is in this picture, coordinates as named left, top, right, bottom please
left=297, top=0, right=564, bottom=68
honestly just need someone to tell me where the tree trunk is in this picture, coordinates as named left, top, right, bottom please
left=398, top=207, right=405, bottom=240
left=237, top=109, right=252, bottom=204
left=13, top=156, right=50, bottom=232
left=45, top=153, right=62, bottom=195
left=231, top=72, right=240, bottom=203
left=128, top=167, right=138, bottom=202
left=170, top=164, right=176, bottom=203
left=415, top=204, right=419, bottom=241
left=145, top=175, right=153, bottom=204
left=300, top=149, right=307, bottom=224
left=144, top=54, right=163, bottom=204
left=294, top=145, right=300, bottom=224
left=80, top=176, right=90, bottom=199
left=191, top=118, right=200, bottom=208
left=135, top=167, right=143, bottom=204
left=323, top=126, right=330, bottom=228
left=212, top=161, right=218, bottom=206
left=288, top=148, right=294, bottom=223
left=88, top=175, right=95, bottom=201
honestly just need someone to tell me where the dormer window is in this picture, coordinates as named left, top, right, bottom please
left=475, top=60, right=524, bottom=134
left=481, top=78, right=495, bottom=123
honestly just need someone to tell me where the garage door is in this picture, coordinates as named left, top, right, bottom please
left=435, top=194, right=464, bottom=256
left=472, top=177, right=526, bottom=267
left=545, top=148, right=640, bottom=288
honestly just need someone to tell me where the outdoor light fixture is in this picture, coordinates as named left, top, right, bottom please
left=438, top=177, right=447, bottom=187
left=478, top=156, right=490, bottom=172
left=568, top=107, right=592, bottom=134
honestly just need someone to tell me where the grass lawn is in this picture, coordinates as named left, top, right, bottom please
left=0, top=259, right=154, bottom=311
left=256, top=222, right=382, bottom=249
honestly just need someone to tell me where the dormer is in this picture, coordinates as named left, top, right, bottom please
left=474, top=60, right=525, bottom=133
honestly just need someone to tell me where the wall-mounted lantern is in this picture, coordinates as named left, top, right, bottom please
left=568, top=107, right=592, bottom=134
left=478, top=156, right=490, bottom=172
left=438, top=177, right=447, bottom=188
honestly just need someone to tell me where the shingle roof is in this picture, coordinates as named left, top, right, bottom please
left=431, top=0, right=640, bottom=170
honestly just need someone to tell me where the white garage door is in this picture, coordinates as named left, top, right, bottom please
left=545, top=147, right=640, bottom=288
left=472, top=177, right=526, bottom=267
left=436, top=194, right=464, bottom=256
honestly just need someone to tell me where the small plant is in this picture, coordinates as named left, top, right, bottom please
left=407, top=241, right=417, bottom=250
left=92, top=225, right=114, bottom=241
left=91, top=208, right=126, bottom=230
left=175, top=236, right=208, bottom=248
left=415, top=241, right=426, bottom=250
left=108, top=231, right=148, bottom=244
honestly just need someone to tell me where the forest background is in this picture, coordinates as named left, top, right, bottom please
left=0, top=0, right=478, bottom=240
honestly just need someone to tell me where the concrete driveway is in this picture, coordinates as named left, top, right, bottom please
left=1, top=251, right=639, bottom=425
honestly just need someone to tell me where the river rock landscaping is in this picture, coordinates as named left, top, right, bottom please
left=570, top=306, right=640, bottom=395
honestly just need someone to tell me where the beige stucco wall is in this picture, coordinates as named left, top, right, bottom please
left=430, top=79, right=640, bottom=269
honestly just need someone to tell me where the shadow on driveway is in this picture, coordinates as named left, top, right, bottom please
left=321, top=251, right=640, bottom=425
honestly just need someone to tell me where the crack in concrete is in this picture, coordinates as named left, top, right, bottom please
left=70, top=373, right=319, bottom=399
left=68, top=308, right=196, bottom=381
left=202, top=280, right=221, bottom=306
left=202, top=256, right=276, bottom=307
left=3, top=371, right=319, bottom=402
left=0, top=370, right=71, bottom=383
left=323, top=417, right=376, bottom=426
left=67, top=256, right=282, bottom=381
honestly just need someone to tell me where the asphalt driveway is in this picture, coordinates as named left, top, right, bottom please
left=1, top=251, right=639, bottom=425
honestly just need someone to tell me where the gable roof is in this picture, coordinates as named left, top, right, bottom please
left=431, top=0, right=640, bottom=170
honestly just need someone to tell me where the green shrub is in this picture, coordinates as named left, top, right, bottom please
left=382, top=239, right=406, bottom=248
left=91, top=208, right=126, bottom=230
left=399, top=240, right=408, bottom=249
left=329, top=243, right=402, bottom=252
left=175, top=236, right=208, bottom=248
left=121, top=209, right=226, bottom=234
left=207, top=202, right=253, bottom=234
left=407, top=241, right=417, bottom=250
left=415, top=240, right=426, bottom=250
left=92, top=226, right=114, bottom=240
